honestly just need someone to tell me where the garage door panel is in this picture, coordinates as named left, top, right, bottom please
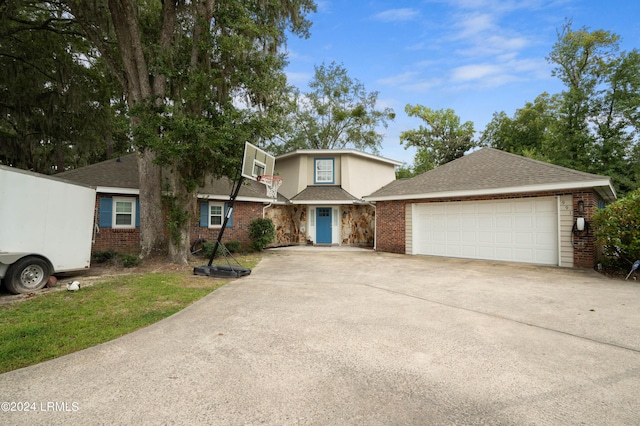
left=515, top=232, right=533, bottom=244
left=478, top=231, right=494, bottom=243
left=496, top=215, right=513, bottom=228
left=413, top=198, right=558, bottom=265
left=514, top=248, right=534, bottom=262
left=461, top=231, right=477, bottom=243
left=495, top=231, right=513, bottom=244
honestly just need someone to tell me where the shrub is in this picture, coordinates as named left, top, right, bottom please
left=226, top=240, right=242, bottom=253
left=92, top=250, right=117, bottom=264
left=593, top=188, right=640, bottom=270
left=249, top=218, right=275, bottom=251
left=119, top=253, right=141, bottom=268
left=198, top=240, right=241, bottom=258
left=202, top=242, right=219, bottom=259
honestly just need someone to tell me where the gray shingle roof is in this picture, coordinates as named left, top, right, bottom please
left=366, top=148, right=615, bottom=201
left=57, top=154, right=285, bottom=201
left=57, top=154, right=139, bottom=189
left=291, top=185, right=360, bottom=203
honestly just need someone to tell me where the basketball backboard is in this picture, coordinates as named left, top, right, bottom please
left=242, top=142, right=275, bottom=182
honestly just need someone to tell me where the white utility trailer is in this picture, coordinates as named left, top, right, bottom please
left=0, top=165, right=96, bottom=294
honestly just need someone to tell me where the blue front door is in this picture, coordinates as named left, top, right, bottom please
left=316, top=208, right=332, bottom=244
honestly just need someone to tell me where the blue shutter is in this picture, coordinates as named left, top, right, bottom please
left=99, top=198, right=112, bottom=227
left=225, top=203, right=233, bottom=227
left=200, top=202, right=209, bottom=227
left=135, top=198, right=140, bottom=227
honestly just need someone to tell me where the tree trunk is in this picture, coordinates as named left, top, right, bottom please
left=106, top=0, right=170, bottom=258
left=165, top=166, right=196, bottom=265
left=137, top=149, right=165, bottom=258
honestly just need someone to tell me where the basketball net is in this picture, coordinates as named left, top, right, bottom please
left=257, top=175, right=283, bottom=199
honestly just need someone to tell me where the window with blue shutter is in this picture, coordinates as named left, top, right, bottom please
left=98, top=197, right=139, bottom=229
left=99, top=198, right=112, bottom=227
left=200, top=201, right=233, bottom=228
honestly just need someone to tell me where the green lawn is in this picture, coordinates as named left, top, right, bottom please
left=0, top=255, right=259, bottom=374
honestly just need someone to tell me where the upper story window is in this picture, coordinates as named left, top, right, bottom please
left=113, top=197, right=136, bottom=229
left=314, top=158, right=334, bottom=184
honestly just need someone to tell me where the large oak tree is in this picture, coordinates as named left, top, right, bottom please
left=57, top=0, right=315, bottom=262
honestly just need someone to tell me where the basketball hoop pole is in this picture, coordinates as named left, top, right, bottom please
left=195, top=142, right=273, bottom=278
left=207, top=175, right=243, bottom=267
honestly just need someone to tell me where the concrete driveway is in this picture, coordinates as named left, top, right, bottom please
left=2, top=249, right=639, bottom=425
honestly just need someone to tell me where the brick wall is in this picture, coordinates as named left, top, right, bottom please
left=92, top=196, right=140, bottom=254
left=93, top=195, right=265, bottom=255
left=375, top=189, right=603, bottom=268
left=572, top=191, right=601, bottom=268
left=375, top=201, right=406, bottom=253
left=189, top=200, right=264, bottom=250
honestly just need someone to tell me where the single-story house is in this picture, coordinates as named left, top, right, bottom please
left=365, top=148, right=616, bottom=268
left=57, top=154, right=280, bottom=253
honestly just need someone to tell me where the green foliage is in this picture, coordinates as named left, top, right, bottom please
left=401, top=105, right=478, bottom=172
left=593, top=189, right=640, bottom=269
left=225, top=240, right=242, bottom=254
left=395, top=164, right=418, bottom=179
left=92, top=250, right=118, bottom=264
left=91, top=250, right=139, bottom=268
left=272, top=61, right=395, bottom=154
left=161, top=194, right=190, bottom=248
left=200, top=240, right=243, bottom=259
left=119, top=254, right=141, bottom=268
left=0, top=2, right=131, bottom=173
left=249, top=218, right=276, bottom=251
left=480, top=93, right=560, bottom=157
left=481, top=21, right=640, bottom=196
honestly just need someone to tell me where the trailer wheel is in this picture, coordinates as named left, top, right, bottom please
left=4, top=257, right=51, bottom=294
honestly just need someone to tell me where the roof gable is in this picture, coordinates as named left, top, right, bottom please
left=366, top=148, right=616, bottom=201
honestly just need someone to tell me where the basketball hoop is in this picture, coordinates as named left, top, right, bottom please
left=257, top=174, right=283, bottom=199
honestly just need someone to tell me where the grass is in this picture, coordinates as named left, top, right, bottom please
left=0, top=254, right=260, bottom=374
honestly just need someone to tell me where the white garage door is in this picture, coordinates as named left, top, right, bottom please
left=412, top=197, right=558, bottom=265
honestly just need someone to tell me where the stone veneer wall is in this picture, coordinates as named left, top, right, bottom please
left=265, top=205, right=308, bottom=246
left=265, top=204, right=375, bottom=247
left=340, top=205, right=375, bottom=246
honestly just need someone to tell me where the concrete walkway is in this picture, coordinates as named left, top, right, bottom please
left=1, top=250, right=639, bottom=425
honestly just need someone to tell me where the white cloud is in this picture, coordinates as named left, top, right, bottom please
left=315, top=0, right=331, bottom=13
left=373, top=8, right=420, bottom=22
left=285, top=71, right=312, bottom=85
left=377, top=71, right=421, bottom=86
left=454, top=12, right=496, bottom=38
left=402, top=78, right=444, bottom=93
left=451, top=64, right=501, bottom=82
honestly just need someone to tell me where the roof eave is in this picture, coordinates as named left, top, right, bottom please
left=197, top=193, right=284, bottom=203
left=290, top=199, right=363, bottom=205
left=97, top=186, right=139, bottom=195
left=364, top=180, right=617, bottom=202
left=276, top=149, right=403, bottom=166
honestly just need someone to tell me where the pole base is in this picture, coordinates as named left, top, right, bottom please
left=193, top=264, right=252, bottom=278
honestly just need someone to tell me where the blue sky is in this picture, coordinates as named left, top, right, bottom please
left=283, top=0, right=640, bottom=166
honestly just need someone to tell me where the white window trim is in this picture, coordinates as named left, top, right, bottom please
left=315, top=158, right=334, bottom=184
left=112, top=197, right=136, bottom=229
left=208, top=201, right=224, bottom=229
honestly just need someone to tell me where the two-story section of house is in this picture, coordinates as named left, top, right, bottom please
left=266, top=149, right=401, bottom=247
